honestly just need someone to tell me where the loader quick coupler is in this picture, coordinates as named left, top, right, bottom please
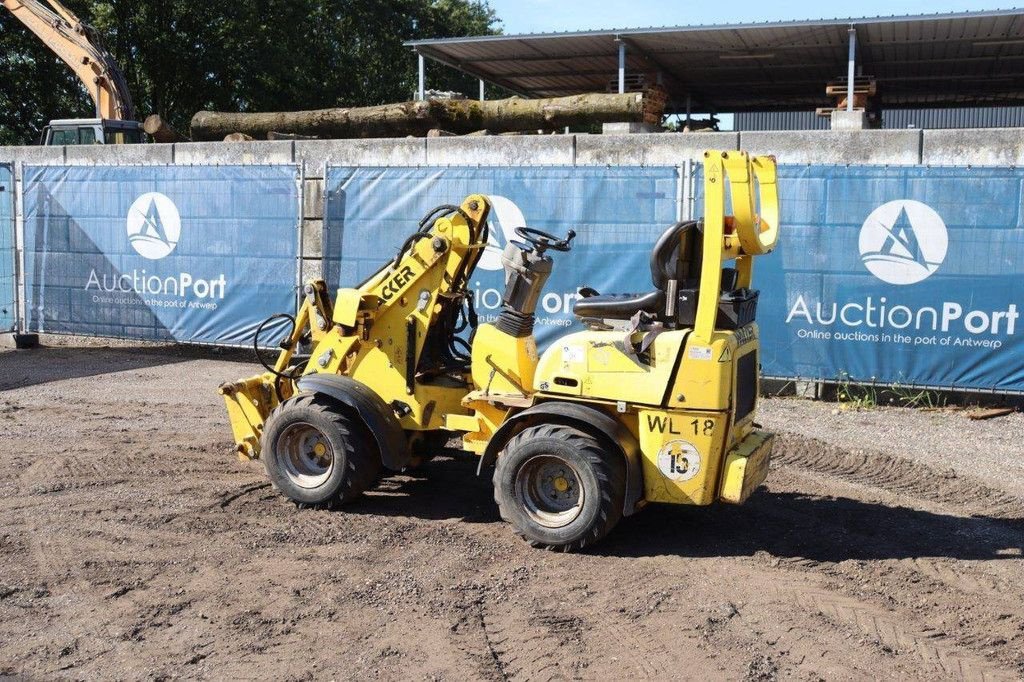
left=220, top=150, right=781, bottom=551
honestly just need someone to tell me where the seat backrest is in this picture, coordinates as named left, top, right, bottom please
left=649, top=220, right=702, bottom=290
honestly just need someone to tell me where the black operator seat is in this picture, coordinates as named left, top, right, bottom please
left=573, top=220, right=702, bottom=322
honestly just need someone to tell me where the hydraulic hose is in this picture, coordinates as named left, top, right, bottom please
left=254, top=312, right=311, bottom=403
left=254, top=312, right=296, bottom=379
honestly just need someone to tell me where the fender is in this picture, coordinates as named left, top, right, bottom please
left=295, top=374, right=410, bottom=471
left=477, top=401, right=644, bottom=516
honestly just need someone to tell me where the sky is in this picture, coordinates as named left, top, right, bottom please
left=485, top=0, right=1014, bottom=34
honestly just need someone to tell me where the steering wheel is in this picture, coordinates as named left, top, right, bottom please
left=514, top=226, right=576, bottom=252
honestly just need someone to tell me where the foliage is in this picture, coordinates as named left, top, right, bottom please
left=836, top=372, right=878, bottom=410
left=0, top=0, right=500, bottom=144
left=883, top=382, right=947, bottom=409
left=835, top=371, right=947, bottom=410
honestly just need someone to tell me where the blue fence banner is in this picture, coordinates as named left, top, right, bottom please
left=23, top=165, right=299, bottom=345
left=698, top=164, right=1024, bottom=393
left=0, top=164, right=14, bottom=332
left=324, top=166, right=681, bottom=347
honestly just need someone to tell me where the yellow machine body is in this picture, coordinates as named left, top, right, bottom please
left=531, top=324, right=765, bottom=505
left=221, top=149, right=780, bottom=520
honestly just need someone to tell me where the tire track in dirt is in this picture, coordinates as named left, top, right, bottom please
left=782, top=585, right=1019, bottom=681
left=771, top=434, right=1024, bottom=595
left=480, top=602, right=580, bottom=681
left=763, top=435, right=1024, bottom=677
left=450, top=586, right=676, bottom=681
left=582, top=616, right=672, bottom=679
left=774, top=433, right=1024, bottom=519
left=909, top=557, right=1013, bottom=598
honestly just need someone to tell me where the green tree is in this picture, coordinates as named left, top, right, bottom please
left=0, top=0, right=499, bottom=145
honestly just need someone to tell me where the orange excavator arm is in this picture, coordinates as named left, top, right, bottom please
left=3, top=0, right=135, bottom=120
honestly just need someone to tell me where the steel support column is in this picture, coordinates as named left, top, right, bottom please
left=847, top=27, right=857, bottom=112
left=417, top=52, right=425, bottom=101
left=617, top=39, right=626, bottom=94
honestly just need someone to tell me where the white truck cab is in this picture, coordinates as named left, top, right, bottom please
left=40, top=118, right=145, bottom=145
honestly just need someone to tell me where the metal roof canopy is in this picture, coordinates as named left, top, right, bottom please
left=405, top=10, right=1024, bottom=113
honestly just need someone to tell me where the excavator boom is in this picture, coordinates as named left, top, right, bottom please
left=3, top=0, right=135, bottom=121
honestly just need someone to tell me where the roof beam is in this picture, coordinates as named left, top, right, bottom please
left=685, top=53, right=1024, bottom=74
left=635, top=35, right=1024, bottom=55
left=491, top=67, right=643, bottom=79
left=618, top=35, right=715, bottom=111
left=461, top=51, right=625, bottom=64
left=414, top=46, right=533, bottom=98
left=449, top=34, right=1024, bottom=67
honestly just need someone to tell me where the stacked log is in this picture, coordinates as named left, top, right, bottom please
left=189, top=90, right=666, bottom=141
left=142, top=114, right=187, bottom=143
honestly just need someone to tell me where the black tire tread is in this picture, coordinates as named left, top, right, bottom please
left=262, top=393, right=382, bottom=509
left=493, top=423, right=626, bottom=552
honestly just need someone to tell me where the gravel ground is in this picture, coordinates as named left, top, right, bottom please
left=0, top=337, right=1022, bottom=680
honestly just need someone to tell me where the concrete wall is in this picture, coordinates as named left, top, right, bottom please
left=738, top=130, right=922, bottom=165
left=9, top=125, right=1021, bottom=171
left=921, top=128, right=1024, bottom=166
left=3, top=127, right=1023, bottom=273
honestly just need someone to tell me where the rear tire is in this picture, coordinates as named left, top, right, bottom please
left=494, top=424, right=625, bottom=551
left=261, top=393, right=382, bottom=508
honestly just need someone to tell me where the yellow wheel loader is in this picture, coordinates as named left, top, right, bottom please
left=220, top=150, right=779, bottom=551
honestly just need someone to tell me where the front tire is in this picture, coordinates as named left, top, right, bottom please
left=261, top=393, right=381, bottom=508
left=494, top=424, right=626, bottom=551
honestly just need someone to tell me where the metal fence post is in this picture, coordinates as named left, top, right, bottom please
left=682, top=158, right=694, bottom=220
left=13, top=161, right=27, bottom=335
left=296, top=161, right=305, bottom=314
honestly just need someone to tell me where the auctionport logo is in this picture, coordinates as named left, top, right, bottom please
left=479, top=195, right=526, bottom=271
left=127, top=192, right=181, bottom=260
left=859, top=200, right=948, bottom=285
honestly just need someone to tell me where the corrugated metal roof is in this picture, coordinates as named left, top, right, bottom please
left=735, top=106, right=1024, bottom=130
left=406, top=10, right=1024, bottom=113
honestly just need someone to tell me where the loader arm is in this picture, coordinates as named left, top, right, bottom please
left=220, top=196, right=492, bottom=461
left=3, top=0, right=135, bottom=120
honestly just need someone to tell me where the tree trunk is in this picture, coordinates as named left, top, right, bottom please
left=143, top=114, right=187, bottom=143
left=189, top=91, right=665, bottom=141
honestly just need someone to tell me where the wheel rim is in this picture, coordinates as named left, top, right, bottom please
left=276, top=422, right=335, bottom=489
left=514, top=455, right=584, bottom=528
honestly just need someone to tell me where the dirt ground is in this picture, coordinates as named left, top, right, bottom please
left=1, top=339, right=1022, bottom=681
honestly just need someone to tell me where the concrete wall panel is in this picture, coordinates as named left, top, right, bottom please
left=301, top=219, right=323, bottom=258
left=172, top=141, right=294, bottom=165
left=300, top=257, right=322, bottom=283
left=0, top=145, right=65, bottom=165
left=65, top=143, right=174, bottom=165
left=425, top=135, right=574, bottom=166
left=921, top=128, right=1024, bottom=166
left=740, top=130, right=922, bottom=165
left=295, top=139, right=427, bottom=175
left=576, top=132, right=739, bottom=166
left=303, top=179, right=324, bottom=219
